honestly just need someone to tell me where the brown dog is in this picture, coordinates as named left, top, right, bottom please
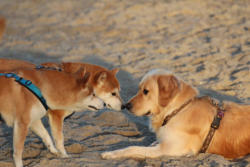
left=0, top=68, right=105, bottom=167
left=102, top=69, right=250, bottom=159
left=0, top=58, right=123, bottom=111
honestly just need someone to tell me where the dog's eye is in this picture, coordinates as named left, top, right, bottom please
left=111, top=92, right=116, bottom=96
left=143, top=89, right=149, bottom=95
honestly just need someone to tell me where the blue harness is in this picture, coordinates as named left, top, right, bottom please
left=0, top=73, right=50, bottom=110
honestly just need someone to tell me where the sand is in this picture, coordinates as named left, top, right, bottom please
left=0, top=0, right=249, bottom=166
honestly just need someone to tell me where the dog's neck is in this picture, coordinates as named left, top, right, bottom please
left=150, top=81, right=198, bottom=132
left=20, top=70, right=87, bottom=111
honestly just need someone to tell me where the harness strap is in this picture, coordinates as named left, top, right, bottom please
left=160, top=95, right=225, bottom=153
left=0, top=73, right=50, bottom=110
left=199, top=97, right=225, bottom=153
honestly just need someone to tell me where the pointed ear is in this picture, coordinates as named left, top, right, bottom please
left=95, top=71, right=107, bottom=85
left=82, top=72, right=90, bottom=85
left=111, top=68, right=119, bottom=75
left=157, top=75, right=179, bottom=107
left=62, top=62, right=82, bottom=73
left=76, top=67, right=91, bottom=86
left=75, top=67, right=86, bottom=79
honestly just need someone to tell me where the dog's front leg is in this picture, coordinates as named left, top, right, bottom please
left=101, top=144, right=164, bottom=159
left=48, top=110, right=68, bottom=157
left=30, top=119, right=58, bottom=155
left=13, top=120, right=29, bottom=167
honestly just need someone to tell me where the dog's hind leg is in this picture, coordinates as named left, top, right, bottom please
left=101, top=144, right=164, bottom=159
left=48, top=109, right=68, bottom=157
left=30, top=119, right=58, bottom=155
left=13, top=120, right=28, bottom=167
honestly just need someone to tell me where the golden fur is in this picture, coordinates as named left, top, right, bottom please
left=102, top=69, right=250, bottom=159
left=0, top=68, right=105, bottom=167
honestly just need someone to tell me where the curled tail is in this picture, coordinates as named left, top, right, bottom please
left=0, top=17, right=6, bottom=40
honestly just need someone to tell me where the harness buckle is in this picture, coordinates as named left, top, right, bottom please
left=211, top=111, right=224, bottom=129
left=5, top=73, right=15, bottom=78
left=25, top=80, right=32, bottom=85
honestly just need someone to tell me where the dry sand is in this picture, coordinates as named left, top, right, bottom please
left=0, top=0, right=249, bottom=166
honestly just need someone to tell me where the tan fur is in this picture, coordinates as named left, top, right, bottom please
left=44, top=62, right=123, bottom=110
left=0, top=68, right=104, bottom=167
left=102, top=69, right=250, bottom=160
left=0, top=59, right=123, bottom=111
left=0, top=58, right=35, bottom=72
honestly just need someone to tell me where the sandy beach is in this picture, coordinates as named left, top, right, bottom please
left=0, top=0, right=249, bottom=166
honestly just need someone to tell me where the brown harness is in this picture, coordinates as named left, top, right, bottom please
left=161, top=97, right=195, bottom=126
left=161, top=96, right=225, bottom=153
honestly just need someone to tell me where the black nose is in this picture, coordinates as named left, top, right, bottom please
left=104, top=103, right=106, bottom=107
left=125, top=103, right=132, bottom=110
left=121, top=104, right=126, bottom=110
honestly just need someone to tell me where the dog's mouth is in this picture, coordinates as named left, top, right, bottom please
left=107, top=104, right=112, bottom=108
left=144, top=110, right=151, bottom=116
left=88, top=105, right=99, bottom=111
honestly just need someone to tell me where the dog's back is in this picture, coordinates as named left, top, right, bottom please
left=0, top=58, right=35, bottom=72
left=208, top=101, right=250, bottom=158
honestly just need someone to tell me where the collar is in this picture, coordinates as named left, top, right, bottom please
left=161, top=97, right=195, bottom=126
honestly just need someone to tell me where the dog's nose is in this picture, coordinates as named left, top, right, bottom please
left=121, top=104, right=126, bottom=110
left=104, top=103, right=106, bottom=107
left=125, top=103, right=132, bottom=110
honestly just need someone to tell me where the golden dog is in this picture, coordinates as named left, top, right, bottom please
left=0, top=68, right=105, bottom=167
left=102, top=69, right=250, bottom=159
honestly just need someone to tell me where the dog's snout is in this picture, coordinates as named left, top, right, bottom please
left=104, top=103, right=106, bottom=107
left=125, top=103, right=132, bottom=110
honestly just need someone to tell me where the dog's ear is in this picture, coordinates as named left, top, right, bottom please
left=94, top=71, right=107, bottom=85
left=157, top=75, right=179, bottom=107
left=111, top=68, right=119, bottom=75
left=75, top=67, right=90, bottom=86
left=62, top=62, right=82, bottom=73
left=82, top=71, right=90, bottom=85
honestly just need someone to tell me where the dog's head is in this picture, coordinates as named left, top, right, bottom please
left=126, top=69, right=180, bottom=116
left=92, top=68, right=123, bottom=111
left=62, top=62, right=123, bottom=111
left=73, top=68, right=105, bottom=112
left=41, top=62, right=123, bottom=111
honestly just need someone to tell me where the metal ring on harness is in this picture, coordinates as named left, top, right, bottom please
left=25, top=80, right=32, bottom=85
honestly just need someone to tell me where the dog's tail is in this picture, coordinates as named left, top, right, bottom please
left=0, top=17, right=6, bottom=40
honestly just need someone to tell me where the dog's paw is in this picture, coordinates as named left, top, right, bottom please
left=60, top=153, right=70, bottom=158
left=101, top=151, right=117, bottom=159
left=49, top=147, right=59, bottom=155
